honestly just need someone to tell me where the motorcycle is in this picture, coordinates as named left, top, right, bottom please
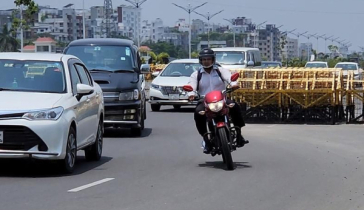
left=183, top=72, right=244, bottom=170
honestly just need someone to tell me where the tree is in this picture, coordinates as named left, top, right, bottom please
left=11, top=0, right=39, bottom=38
left=141, top=41, right=187, bottom=58
left=157, top=52, right=170, bottom=64
left=191, top=51, right=199, bottom=58
left=0, top=24, right=19, bottom=52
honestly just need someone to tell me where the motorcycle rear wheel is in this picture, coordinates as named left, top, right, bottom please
left=218, top=128, right=234, bottom=170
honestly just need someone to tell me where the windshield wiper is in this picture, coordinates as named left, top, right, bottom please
left=112, top=69, right=134, bottom=73
left=89, top=69, right=110, bottom=73
left=0, top=88, right=13, bottom=91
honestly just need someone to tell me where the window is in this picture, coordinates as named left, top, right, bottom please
left=160, top=63, right=201, bottom=77
left=215, top=51, right=246, bottom=65
left=0, top=59, right=66, bottom=93
left=75, top=64, right=91, bottom=86
left=69, top=63, right=81, bottom=95
left=64, top=45, right=135, bottom=72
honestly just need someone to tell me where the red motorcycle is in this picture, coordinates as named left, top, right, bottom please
left=183, top=73, right=242, bottom=170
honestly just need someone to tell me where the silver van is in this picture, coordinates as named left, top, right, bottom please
left=212, top=47, right=262, bottom=69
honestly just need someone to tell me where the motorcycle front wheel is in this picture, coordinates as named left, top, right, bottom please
left=218, top=127, right=234, bottom=170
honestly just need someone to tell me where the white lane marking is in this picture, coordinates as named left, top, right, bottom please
left=68, top=178, right=115, bottom=192
left=267, top=125, right=277, bottom=127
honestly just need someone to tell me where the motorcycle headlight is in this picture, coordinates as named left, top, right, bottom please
left=207, top=100, right=224, bottom=112
left=22, top=107, right=64, bottom=121
left=119, top=89, right=139, bottom=101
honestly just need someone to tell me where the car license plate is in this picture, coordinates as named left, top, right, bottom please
left=0, top=131, right=3, bottom=144
left=169, top=94, right=180, bottom=100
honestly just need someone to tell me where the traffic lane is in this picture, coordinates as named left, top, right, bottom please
left=28, top=121, right=364, bottom=210
left=0, top=105, right=364, bottom=210
left=66, top=124, right=364, bottom=210
left=0, top=105, right=189, bottom=209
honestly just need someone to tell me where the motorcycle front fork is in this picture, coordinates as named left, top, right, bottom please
left=202, top=117, right=240, bottom=155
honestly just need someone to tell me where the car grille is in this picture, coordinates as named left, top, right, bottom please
left=0, top=125, right=45, bottom=151
left=103, top=92, right=119, bottom=103
left=105, top=106, right=136, bottom=122
left=161, top=86, right=183, bottom=95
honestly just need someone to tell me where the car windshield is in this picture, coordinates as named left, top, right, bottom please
left=215, top=51, right=245, bottom=65
left=65, top=45, right=135, bottom=72
left=305, top=63, right=327, bottom=68
left=335, top=64, right=358, bottom=70
left=0, top=59, right=66, bottom=93
left=160, top=63, right=201, bottom=77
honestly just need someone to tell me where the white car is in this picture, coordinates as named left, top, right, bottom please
left=305, top=61, right=328, bottom=68
left=149, top=59, right=201, bottom=111
left=0, top=53, right=104, bottom=173
left=334, top=62, right=362, bottom=80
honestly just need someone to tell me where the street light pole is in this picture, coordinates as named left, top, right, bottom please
left=172, top=2, right=207, bottom=59
left=126, top=0, right=147, bottom=48
left=322, top=35, right=334, bottom=54
left=281, top=29, right=295, bottom=66
left=290, top=31, right=307, bottom=59
left=223, top=18, right=236, bottom=47
left=194, top=10, right=224, bottom=48
left=83, top=0, right=86, bottom=39
left=254, top=21, right=267, bottom=48
left=19, top=4, right=23, bottom=53
left=271, top=25, right=283, bottom=61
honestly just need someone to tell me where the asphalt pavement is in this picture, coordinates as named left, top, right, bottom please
left=1, top=105, right=364, bottom=210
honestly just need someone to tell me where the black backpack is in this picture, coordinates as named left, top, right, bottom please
left=196, top=67, right=223, bottom=91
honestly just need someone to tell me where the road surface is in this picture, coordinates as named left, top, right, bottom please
left=1, top=105, right=364, bottom=210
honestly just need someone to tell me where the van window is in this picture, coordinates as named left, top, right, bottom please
left=65, top=45, right=135, bottom=72
left=215, top=51, right=246, bottom=65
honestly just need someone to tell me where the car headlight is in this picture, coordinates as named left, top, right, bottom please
left=119, top=89, right=139, bottom=101
left=151, top=83, right=160, bottom=90
left=22, top=107, right=64, bottom=121
left=207, top=100, right=224, bottom=112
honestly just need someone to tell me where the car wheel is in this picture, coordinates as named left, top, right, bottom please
left=151, top=104, right=160, bottom=112
left=144, top=101, right=147, bottom=120
left=60, top=127, right=77, bottom=174
left=131, top=109, right=144, bottom=137
left=85, top=120, right=103, bottom=161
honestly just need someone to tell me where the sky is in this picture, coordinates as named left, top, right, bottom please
left=2, top=0, right=364, bottom=53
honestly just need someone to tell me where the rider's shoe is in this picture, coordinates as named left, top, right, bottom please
left=203, top=135, right=212, bottom=154
left=237, top=134, right=249, bottom=148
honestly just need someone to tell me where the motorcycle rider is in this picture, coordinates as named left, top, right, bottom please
left=187, top=48, right=249, bottom=154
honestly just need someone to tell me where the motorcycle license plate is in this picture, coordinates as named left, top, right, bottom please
left=168, top=94, right=179, bottom=100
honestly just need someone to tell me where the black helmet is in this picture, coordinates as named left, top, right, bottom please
left=199, top=48, right=216, bottom=69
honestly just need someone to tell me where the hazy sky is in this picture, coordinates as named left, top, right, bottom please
left=3, top=0, right=364, bottom=52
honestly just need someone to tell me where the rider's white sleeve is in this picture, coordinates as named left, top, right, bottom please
left=219, top=67, right=238, bottom=86
left=219, top=67, right=232, bottom=83
left=187, top=71, right=198, bottom=96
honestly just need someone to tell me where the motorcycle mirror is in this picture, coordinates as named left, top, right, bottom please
left=231, top=73, right=239, bottom=82
left=182, top=85, right=194, bottom=92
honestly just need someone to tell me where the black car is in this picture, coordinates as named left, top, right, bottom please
left=63, top=38, right=150, bottom=136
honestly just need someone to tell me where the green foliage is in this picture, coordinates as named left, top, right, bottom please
left=11, top=0, right=39, bottom=37
left=141, top=41, right=188, bottom=59
left=191, top=51, right=199, bottom=58
left=0, top=24, right=19, bottom=52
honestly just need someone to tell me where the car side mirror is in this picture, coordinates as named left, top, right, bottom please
left=76, top=84, right=94, bottom=100
left=140, top=64, right=151, bottom=74
left=231, top=72, right=239, bottom=82
left=247, top=61, right=255, bottom=66
left=152, top=71, right=160, bottom=77
left=182, top=85, right=194, bottom=92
